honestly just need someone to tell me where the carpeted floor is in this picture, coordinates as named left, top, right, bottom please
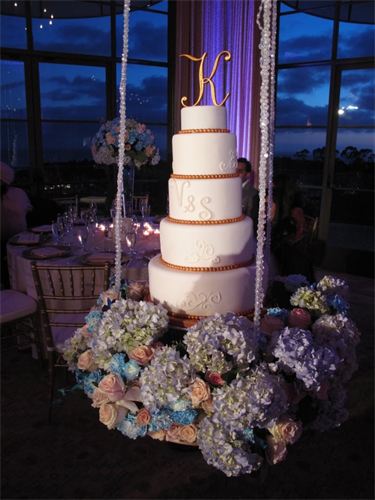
left=1, top=269, right=374, bottom=499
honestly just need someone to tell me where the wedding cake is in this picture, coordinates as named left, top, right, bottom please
left=148, top=105, right=256, bottom=321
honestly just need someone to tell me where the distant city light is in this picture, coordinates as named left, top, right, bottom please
left=43, top=8, right=47, bottom=13
left=51, top=14, right=54, bottom=19
left=40, top=24, right=43, bottom=29
left=338, top=105, right=359, bottom=115
left=14, top=2, right=18, bottom=7
left=49, top=20, right=53, bottom=25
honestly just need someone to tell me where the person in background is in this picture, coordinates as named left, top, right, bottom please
left=1, top=162, right=32, bottom=287
left=270, top=173, right=315, bottom=281
left=237, top=157, right=259, bottom=230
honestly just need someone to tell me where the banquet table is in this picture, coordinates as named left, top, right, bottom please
left=7, top=222, right=160, bottom=299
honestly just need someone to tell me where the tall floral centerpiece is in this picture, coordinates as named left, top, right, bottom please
left=91, top=117, right=160, bottom=215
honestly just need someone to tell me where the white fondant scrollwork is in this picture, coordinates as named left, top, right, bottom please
left=199, top=197, right=213, bottom=220
left=229, top=150, right=237, bottom=170
left=181, top=291, right=222, bottom=311
left=184, top=195, right=195, bottom=213
left=185, top=240, right=220, bottom=264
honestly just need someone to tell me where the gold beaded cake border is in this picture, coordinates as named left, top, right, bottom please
left=178, top=128, right=229, bottom=134
left=166, top=214, right=245, bottom=225
left=160, top=256, right=254, bottom=273
left=171, top=173, right=239, bottom=180
left=168, top=309, right=255, bottom=321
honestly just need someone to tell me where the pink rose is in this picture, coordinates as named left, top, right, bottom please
left=148, top=430, right=166, bottom=441
left=205, top=371, right=225, bottom=387
left=189, top=378, right=211, bottom=407
left=98, top=373, right=126, bottom=402
left=128, top=345, right=154, bottom=366
left=91, top=388, right=111, bottom=408
left=260, top=315, right=285, bottom=335
left=288, top=308, right=312, bottom=329
left=77, top=350, right=97, bottom=372
left=105, top=132, right=116, bottom=145
left=99, top=403, right=126, bottom=430
left=268, top=417, right=303, bottom=445
left=136, top=408, right=151, bottom=426
left=266, top=436, right=288, bottom=465
left=80, top=325, right=90, bottom=337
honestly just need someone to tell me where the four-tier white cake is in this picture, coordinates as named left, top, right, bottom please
left=148, top=105, right=256, bottom=321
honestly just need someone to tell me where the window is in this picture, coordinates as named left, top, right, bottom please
left=0, top=1, right=170, bottom=200
left=0, top=60, right=29, bottom=168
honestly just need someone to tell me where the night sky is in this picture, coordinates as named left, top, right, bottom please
left=0, top=1, right=374, bottom=166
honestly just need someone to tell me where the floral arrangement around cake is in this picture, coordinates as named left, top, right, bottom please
left=91, top=117, right=160, bottom=168
left=62, top=275, right=360, bottom=477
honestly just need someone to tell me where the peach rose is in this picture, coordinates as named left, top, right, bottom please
left=98, top=373, right=126, bottom=402
left=189, top=378, right=211, bottom=407
left=99, top=403, right=126, bottom=430
left=128, top=345, right=154, bottom=366
left=178, top=424, right=198, bottom=445
left=100, top=289, right=119, bottom=305
left=269, top=417, right=303, bottom=445
left=148, top=430, right=166, bottom=441
left=91, top=387, right=111, bottom=408
left=265, top=436, right=288, bottom=465
left=205, top=371, right=225, bottom=387
left=260, top=315, right=285, bottom=335
left=136, top=408, right=151, bottom=426
left=77, top=350, right=98, bottom=372
left=127, top=281, right=146, bottom=301
left=288, top=308, right=312, bottom=329
left=166, top=424, right=198, bottom=445
left=201, top=397, right=214, bottom=415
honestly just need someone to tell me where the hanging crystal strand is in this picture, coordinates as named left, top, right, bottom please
left=264, top=0, right=278, bottom=284
left=114, top=0, right=131, bottom=292
left=254, top=0, right=277, bottom=327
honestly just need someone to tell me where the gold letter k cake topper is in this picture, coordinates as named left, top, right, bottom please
left=180, top=50, right=231, bottom=107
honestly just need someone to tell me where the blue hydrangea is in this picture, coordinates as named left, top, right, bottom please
left=107, top=353, right=128, bottom=378
left=148, top=409, right=173, bottom=432
left=123, top=360, right=141, bottom=381
left=168, top=408, right=198, bottom=425
left=85, top=310, right=103, bottom=334
left=326, top=294, right=349, bottom=315
left=117, top=414, right=147, bottom=439
left=75, top=369, right=103, bottom=397
left=267, top=307, right=289, bottom=322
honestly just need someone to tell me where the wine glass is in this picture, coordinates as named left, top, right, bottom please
left=76, top=224, right=89, bottom=252
left=139, top=198, right=149, bottom=221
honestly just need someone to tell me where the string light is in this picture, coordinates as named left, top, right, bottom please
left=254, top=0, right=278, bottom=327
left=114, top=0, right=131, bottom=292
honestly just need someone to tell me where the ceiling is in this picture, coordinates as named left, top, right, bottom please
left=283, top=0, right=375, bottom=24
left=1, top=0, right=163, bottom=18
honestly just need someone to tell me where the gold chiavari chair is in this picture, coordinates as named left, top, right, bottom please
left=31, top=263, right=110, bottom=420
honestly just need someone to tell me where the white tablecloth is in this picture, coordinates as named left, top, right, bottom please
left=7, top=228, right=160, bottom=297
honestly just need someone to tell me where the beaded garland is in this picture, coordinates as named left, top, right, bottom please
left=171, top=173, right=239, bottom=179
left=178, top=128, right=230, bottom=134
left=114, top=0, right=131, bottom=292
left=253, top=0, right=277, bottom=327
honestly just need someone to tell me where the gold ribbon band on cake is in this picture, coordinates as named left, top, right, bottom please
left=160, top=255, right=254, bottom=272
left=166, top=214, right=245, bottom=225
left=168, top=309, right=255, bottom=321
left=171, top=173, right=239, bottom=180
left=178, top=128, right=229, bottom=134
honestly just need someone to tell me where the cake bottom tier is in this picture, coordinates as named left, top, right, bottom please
left=148, top=254, right=256, bottom=317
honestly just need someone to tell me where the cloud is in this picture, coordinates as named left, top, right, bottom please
left=278, top=66, right=328, bottom=95
left=339, top=28, right=374, bottom=56
left=128, top=21, right=167, bottom=60
left=42, top=76, right=106, bottom=103
left=122, top=75, right=167, bottom=122
left=279, top=34, right=331, bottom=63
left=276, top=97, right=328, bottom=126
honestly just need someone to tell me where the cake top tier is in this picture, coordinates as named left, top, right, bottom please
left=181, top=105, right=227, bottom=131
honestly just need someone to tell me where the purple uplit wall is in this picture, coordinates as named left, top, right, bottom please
left=175, top=0, right=258, bottom=163
left=200, top=0, right=256, bottom=160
